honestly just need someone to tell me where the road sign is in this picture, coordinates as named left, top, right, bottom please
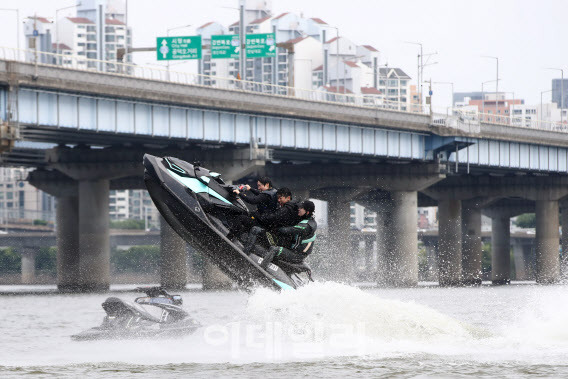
left=211, top=35, right=240, bottom=59
left=429, top=90, right=433, bottom=96
left=245, top=33, right=276, bottom=58
left=33, top=30, right=38, bottom=37
left=156, top=36, right=202, bottom=60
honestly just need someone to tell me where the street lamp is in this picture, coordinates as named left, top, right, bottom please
left=55, top=3, right=81, bottom=64
left=405, top=41, right=422, bottom=104
left=433, top=81, right=454, bottom=108
left=0, top=8, right=20, bottom=52
left=546, top=67, right=564, bottom=126
left=481, top=56, right=499, bottom=111
left=330, top=26, right=340, bottom=92
left=166, top=24, right=192, bottom=78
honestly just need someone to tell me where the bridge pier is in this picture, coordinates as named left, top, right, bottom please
left=491, top=214, right=511, bottom=285
left=160, top=217, right=188, bottom=290
left=77, top=179, right=110, bottom=292
left=461, top=206, right=482, bottom=285
left=561, top=201, right=568, bottom=279
left=437, top=199, right=462, bottom=286
left=318, top=189, right=353, bottom=282
left=535, top=200, right=560, bottom=283
left=20, top=248, right=36, bottom=284
left=383, top=190, right=419, bottom=287
left=56, top=195, right=80, bottom=291
left=512, top=241, right=529, bottom=280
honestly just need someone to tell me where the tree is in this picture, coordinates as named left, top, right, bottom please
left=0, top=248, right=21, bottom=273
left=514, top=213, right=536, bottom=228
left=110, top=219, right=146, bottom=230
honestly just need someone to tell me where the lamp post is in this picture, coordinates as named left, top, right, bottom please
left=546, top=67, right=564, bottom=126
left=0, top=8, right=20, bottom=53
left=482, top=55, right=499, bottom=113
left=541, top=89, right=553, bottom=128
left=166, top=24, right=192, bottom=79
left=55, top=3, right=81, bottom=65
left=405, top=41, right=422, bottom=105
left=330, top=26, right=340, bottom=92
left=433, top=81, right=454, bottom=108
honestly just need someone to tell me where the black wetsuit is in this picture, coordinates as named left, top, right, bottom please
left=243, top=201, right=301, bottom=252
left=256, top=200, right=300, bottom=229
left=260, top=217, right=317, bottom=268
left=227, top=188, right=278, bottom=239
left=240, top=188, right=278, bottom=215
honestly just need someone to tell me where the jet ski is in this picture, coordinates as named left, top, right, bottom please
left=143, top=154, right=313, bottom=291
left=71, top=287, right=200, bottom=341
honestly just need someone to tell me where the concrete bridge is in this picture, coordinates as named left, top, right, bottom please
left=1, top=54, right=568, bottom=291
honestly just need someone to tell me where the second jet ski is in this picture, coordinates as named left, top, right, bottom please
left=71, top=287, right=200, bottom=341
left=143, top=154, right=313, bottom=291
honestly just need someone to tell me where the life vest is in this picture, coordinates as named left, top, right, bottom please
left=257, top=188, right=278, bottom=214
left=290, top=218, right=317, bottom=255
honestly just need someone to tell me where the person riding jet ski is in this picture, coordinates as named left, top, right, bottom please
left=227, top=176, right=278, bottom=240
left=260, top=200, right=317, bottom=269
left=234, top=176, right=278, bottom=214
left=243, top=187, right=301, bottom=251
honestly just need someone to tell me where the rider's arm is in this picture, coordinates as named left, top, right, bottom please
left=277, top=223, right=312, bottom=238
left=240, top=191, right=269, bottom=205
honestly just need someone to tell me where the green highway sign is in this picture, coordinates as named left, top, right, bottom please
left=245, top=33, right=276, bottom=58
left=156, top=36, right=202, bottom=60
left=211, top=34, right=240, bottom=59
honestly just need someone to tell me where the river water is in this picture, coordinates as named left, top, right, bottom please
left=1, top=282, right=567, bottom=378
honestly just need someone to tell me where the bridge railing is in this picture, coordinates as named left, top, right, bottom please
left=0, top=47, right=432, bottom=115
left=1, top=47, right=567, bottom=134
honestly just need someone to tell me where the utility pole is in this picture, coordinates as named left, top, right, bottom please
left=239, top=0, right=245, bottom=82
left=547, top=68, right=564, bottom=126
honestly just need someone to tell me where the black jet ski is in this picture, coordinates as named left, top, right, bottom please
left=143, top=154, right=313, bottom=291
left=71, top=287, right=200, bottom=341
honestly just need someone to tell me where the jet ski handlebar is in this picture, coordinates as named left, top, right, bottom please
left=135, top=286, right=182, bottom=305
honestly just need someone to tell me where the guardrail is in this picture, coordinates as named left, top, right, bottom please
left=1, top=46, right=566, bottom=134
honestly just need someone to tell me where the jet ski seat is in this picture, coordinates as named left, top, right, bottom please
left=102, top=297, right=163, bottom=323
left=275, top=260, right=314, bottom=281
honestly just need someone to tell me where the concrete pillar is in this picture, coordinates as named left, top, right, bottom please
left=384, top=191, right=418, bottom=287
left=57, top=196, right=80, bottom=292
left=374, top=204, right=388, bottom=284
left=561, top=203, right=568, bottom=279
left=462, top=207, right=482, bottom=285
left=438, top=199, right=462, bottom=286
left=512, top=242, right=528, bottom=280
left=535, top=200, right=560, bottom=283
left=78, top=179, right=110, bottom=292
left=491, top=216, right=511, bottom=285
left=364, top=234, right=374, bottom=278
left=160, top=217, right=188, bottom=290
left=425, top=244, right=438, bottom=281
left=202, top=258, right=233, bottom=290
left=325, top=190, right=353, bottom=282
left=20, top=249, right=36, bottom=284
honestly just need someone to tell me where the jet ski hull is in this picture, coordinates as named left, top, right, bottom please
left=143, top=154, right=305, bottom=291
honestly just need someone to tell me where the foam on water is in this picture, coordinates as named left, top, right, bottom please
left=2, top=282, right=568, bottom=369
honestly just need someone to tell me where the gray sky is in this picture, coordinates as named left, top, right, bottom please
left=0, top=0, right=565, bottom=109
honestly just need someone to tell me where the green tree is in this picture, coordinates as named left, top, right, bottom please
left=110, top=219, right=146, bottom=230
left=35, top=247, right=57, bottom=274
left=0, top=248, right=21, bottom=273
left=111, top=245, right=160, bottom=273
left=514, top=213, right=536, bottom=228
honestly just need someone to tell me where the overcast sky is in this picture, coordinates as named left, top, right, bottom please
left=0, top=0, right=565, bottom=109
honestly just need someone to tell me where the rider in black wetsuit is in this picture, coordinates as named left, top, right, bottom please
left=233, top=176, right=278, bottom=215
left=260, top=200, right=317, bottom=269
left=243, top=187, right=300, bottom=250
left=227, top=177, right=278, bottom=240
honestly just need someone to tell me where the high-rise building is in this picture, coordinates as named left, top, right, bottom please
left=0, top=168, right=55, bottom=226
left=552, top=78, right=568, bottom=110
left=23, top=16, right=53, bottom=64
left=25, top=0, right=132, bottom=71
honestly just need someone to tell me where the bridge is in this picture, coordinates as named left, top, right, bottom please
left=1, top=48, right=567, bottom=291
